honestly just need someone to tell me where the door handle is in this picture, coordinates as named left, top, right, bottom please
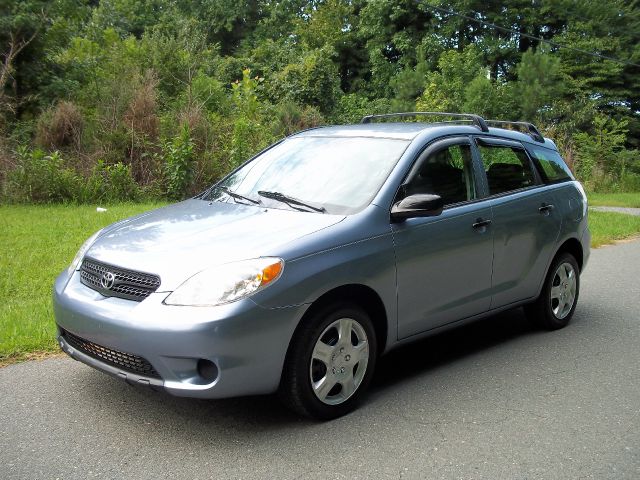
left=472, top=218, right=492, bottom=229
left=539, top=203, right=555, bottom=214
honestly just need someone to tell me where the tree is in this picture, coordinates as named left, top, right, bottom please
left=573, top=115, right=633, bottom=188
left=516, top=48, right=563, bottom=121
left=416, top=45, right=485, bottom=112
left=390, top=46, right=430, bottom=111
left=271, top=47, right=341, bottom=114
left=2, top=0, right=640, bottom=200
left=0, top=1, right=46, bottom=117
left=358, top=0, right=435, bottom=97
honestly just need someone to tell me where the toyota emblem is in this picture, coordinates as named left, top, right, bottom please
left=100, top=271, right=115, bottom=290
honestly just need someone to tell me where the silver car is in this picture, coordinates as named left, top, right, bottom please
left=54, top=113, right=590, bottom=419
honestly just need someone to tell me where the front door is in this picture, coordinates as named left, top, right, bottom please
left=392, top=138, right=494, bottom=339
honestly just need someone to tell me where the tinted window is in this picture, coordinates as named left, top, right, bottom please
left=207, top=136, right=409, bottom=214
left=528, top=146, right=574, bottom=183
left=405, top=144, right=476, bottom=205
left=478, top=144, right=536, bottom=195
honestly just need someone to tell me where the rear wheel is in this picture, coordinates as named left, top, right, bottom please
left=279, top=303, right=377, bottom=420
left=525, top=252, right=580, bottom=330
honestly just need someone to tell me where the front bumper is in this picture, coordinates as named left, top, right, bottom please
left=53, top=270, right=307, bottom=398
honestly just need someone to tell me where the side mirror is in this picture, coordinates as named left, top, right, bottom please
left=391, top=194, right=444, bottom=222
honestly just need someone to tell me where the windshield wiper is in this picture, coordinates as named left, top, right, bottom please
left=218, top=186, right=261, bottom=205
left=257, top=191, right=326, bottom=213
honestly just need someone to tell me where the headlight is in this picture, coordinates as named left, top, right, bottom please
left=67, top=229, right=103, bottom=276
left=164, top=257, right=284, bottom=307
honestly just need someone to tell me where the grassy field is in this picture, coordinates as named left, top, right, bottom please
left=0, top=203, right=166, bottom=364
left=588, top=192, right=640, bottom=208
left=1, top=203, right=640, bottom=364
left=588, top=210, right=640, bottom=247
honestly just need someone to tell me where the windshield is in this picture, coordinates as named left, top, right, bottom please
left=204, top=136, right=410, bottom=214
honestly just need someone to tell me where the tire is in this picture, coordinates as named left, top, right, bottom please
left=279, top=303, right=377, bottom=420
left=525, top=252, right=580, bottom=330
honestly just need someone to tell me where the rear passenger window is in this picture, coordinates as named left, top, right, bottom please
left=528, top=147, right=574, bottom=184
left=478, top=144, right=536, bottom=195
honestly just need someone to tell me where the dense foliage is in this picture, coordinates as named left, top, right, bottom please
left=1, top=0, right=639, bottom=202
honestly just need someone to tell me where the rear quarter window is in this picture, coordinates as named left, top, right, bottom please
left=528, top=146, right=574, bottom=184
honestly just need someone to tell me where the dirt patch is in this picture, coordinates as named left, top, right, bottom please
left=0, top=350, right=65, bottom=368
left=593, top=234, right=640, bottom=249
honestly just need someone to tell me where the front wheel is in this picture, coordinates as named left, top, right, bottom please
left=525, top=252, right=580, bottom=330
left=279, top=304, right=377, bottom=420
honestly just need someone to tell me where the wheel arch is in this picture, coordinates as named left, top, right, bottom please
left=532, top=236, right=584, bottom=301
left=554, top=237, right=584, bottom=272
left=291, top=284, right=389, bottom=357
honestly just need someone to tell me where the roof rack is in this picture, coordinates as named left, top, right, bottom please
left=361, top=112, right=489, bottom=133
left=485, top=120, right=545, bottom=143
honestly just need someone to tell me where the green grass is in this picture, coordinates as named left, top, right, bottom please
left=588, top=192, right=640, bottom=208
left=588, top=210, right=640, bottom=248
left=0, top=203, right=166, bottom=364
left=1, top=202, right=640, bottom=364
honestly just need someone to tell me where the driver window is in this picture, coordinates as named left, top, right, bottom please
left=405, top=144, right=476, bottom=205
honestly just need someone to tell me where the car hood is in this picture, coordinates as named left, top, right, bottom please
left=86, top=199, right=345, bottom=291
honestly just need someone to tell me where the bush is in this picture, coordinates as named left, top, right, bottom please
left=620, top=173, right=640, bottom=192
left=165, top=106, right=225, bottom=193
left=331, top=94, right=393, bottom=124
left=272, top=101, right=324, bottom=137
left=2, top=147, right=143, bottom=204
left=123, top=70, right=160, bottom=185
left=226, top=69, right=277, bottom=168
left=5, top=147, right=83, bottom=203
left=574, top=115, right=640, bottom=192
left=270, top=48, right=341, bottom=114
left=35, top=101, right=84, bottom=151
left=84, top=161, right=140, bottom=203
left=163, top=125, right=195, bottom=199
left=0, top=135, right=13, bottom=187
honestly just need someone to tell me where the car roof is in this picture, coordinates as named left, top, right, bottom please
left=292, top=123, right=428, bottom=140
left=292, top=122, right=558, bottom=149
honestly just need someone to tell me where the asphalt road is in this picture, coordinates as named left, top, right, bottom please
left=1, top=241, right=639, bottom=480
left=590, top=206, right=640, bottom=216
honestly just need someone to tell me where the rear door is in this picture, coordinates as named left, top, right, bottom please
left=473, top=137, right=562, bottom=308
left=392, top=137, right=494, bottom=339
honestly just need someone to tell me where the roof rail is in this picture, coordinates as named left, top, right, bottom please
left=485, top=120, right=545, bottom=143
left=361, top=112, right=489, bottom=133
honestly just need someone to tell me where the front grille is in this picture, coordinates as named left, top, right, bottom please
left=62, top=329, right=161, bottom=379
left=80, top=258, right=160, bottom=301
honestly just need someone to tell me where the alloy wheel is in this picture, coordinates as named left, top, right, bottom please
left=550, top=262, right=577, bottom=319
left=309, top=317, right=370, bottom=405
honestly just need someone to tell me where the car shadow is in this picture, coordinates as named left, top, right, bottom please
left=370, top=307, right=537, bottom=393
left=76, top=307, right=544, bottom=435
